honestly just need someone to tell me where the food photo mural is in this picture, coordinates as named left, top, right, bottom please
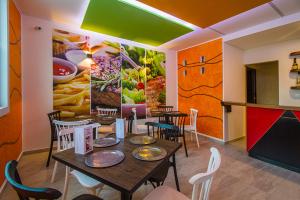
left=52, top=29, right=166, bottom=118
left=52, top=29, right=91, bottom=118
left=121, top=44, right=147, bottom=119
left=90, top=41, right=121, bottom=114
left=145, top=50, right=166, bottom=110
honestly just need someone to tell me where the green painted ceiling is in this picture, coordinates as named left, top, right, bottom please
left=81, top=0, right=193, bottom=46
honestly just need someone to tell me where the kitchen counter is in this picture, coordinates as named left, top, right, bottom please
left=246, top=105, right=300, bottom=173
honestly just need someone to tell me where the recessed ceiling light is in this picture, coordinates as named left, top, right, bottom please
left=118, top=0, right=198, bottom=30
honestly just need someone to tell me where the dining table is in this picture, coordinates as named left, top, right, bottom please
left=66, top=113, right=118, bottom=126
left=52, top=136, right=182, bottom=200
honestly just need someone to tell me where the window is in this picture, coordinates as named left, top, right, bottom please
left=0, top=0, right=9, bottom=117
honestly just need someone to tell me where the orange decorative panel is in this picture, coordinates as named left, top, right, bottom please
left=139, top=0, right=270, bottom=28
left=0, top=0, right=22, bottom=185
left=178, top=39, right=223, bottom=139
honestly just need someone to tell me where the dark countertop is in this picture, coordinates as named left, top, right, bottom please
left=221, top=101, right=300, bottom=111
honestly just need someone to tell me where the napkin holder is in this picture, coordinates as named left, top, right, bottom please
left=74, top=125, right=93, bottom=155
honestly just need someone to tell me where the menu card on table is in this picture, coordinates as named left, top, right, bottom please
left=74, top=125, right=93, bottom=155
left=116, top=118, right=125, bottom=139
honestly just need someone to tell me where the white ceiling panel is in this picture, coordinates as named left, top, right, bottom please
left=272, top=0, right=300, bottom=16
left=160, top=28, right=221, bottom=50
left=210, top=3, right=280, bottom=35
left=14, top=0, right=89, bottom=26
left=226, top=21, right=300, bottom=50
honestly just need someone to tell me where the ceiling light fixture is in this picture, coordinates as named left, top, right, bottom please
left=118, top=0, right=197, bottom=30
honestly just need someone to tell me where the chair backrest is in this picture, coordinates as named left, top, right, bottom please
left=52, top=120, right=91, bottom=152
left=145, top=122, right=179, bottom=139
left=47, top=111, right=61, bottom=140
left=5, top=160, right=62, bottom=200
left=190, top=108, right=198, bottom=131
left=157, top=105, right=173, bottom=112
left=165, top=112, right=187, bottom=136
left=97, top=107, right=118, bottom=116
left=189, top=147, right=221, bottom=200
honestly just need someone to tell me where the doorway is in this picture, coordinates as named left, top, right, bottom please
left=246, top=61, right=279, bottom=105
left=246, top=68, right=257, bottom=104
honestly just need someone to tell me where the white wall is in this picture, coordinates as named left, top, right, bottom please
left=165, top=50, right=177, bottom=109
left=22, top=15, right=177, bottom=151
left=244, top=39, right=300, bottom=107
left=223, top=44, right=245, bottom=102
left=223, top=43, right=246, bottom=142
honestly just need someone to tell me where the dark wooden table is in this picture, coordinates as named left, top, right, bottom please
left=150, top=111, right=184, bottom=118
left=52, top=138, right=182, bottom=200
left=65, top=114, right=117, bottom=126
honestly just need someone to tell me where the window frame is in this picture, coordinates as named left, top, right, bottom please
left=0, top=0, right=9, bottom=117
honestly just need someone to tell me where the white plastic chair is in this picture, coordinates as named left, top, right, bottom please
left=96, top=107, right=118, bottom=116
left=185, top=108, right=199, bottom=148
left=132, top=108, right=148, bottom=134
left=144, top=147, right=221, bottom=200
left=51, top=120, right=103, bottom=200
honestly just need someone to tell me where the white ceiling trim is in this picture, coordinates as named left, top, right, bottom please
left=268, top=2, right=285, bottom=17
left=223, top=12, right=300, bottom=42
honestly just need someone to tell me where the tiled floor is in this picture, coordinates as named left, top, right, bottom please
left=1, top=136, right=300, bottom=200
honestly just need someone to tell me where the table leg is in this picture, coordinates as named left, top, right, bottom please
left=121, top=191, right=132, bottom=200
left=172, top=154, right=180, bottom=192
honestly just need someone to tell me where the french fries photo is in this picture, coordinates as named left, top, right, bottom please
left=53, top=69, right=90, bottom=118
left=53, top=29, right=92, bottom=118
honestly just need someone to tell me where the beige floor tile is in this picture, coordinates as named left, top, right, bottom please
left=1, top=137, right=300, bottom=200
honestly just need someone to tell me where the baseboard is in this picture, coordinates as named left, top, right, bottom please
left=225, top=136, right=245, bottom=144
left=196, top=132, right=225, bottom=144
left=0, top=151, right=23, bottom=195
left=22, top=147, right=52, bottom=155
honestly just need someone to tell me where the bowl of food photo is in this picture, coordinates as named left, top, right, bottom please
left=53, top=57, right=78, bottom=84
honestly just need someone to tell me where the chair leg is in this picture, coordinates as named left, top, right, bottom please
left=62, top=166, right=70, bottom=200
left=172, top=154, right=180, bottom=192
left=51, top=161, right=58, bottom=183
left=46, top=138, right=54, bottom=167
left=182, top=135, right=188, bottom=157
left=195, top=131, right=200, bottom=148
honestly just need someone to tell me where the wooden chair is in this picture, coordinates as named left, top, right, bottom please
left=164, top=112, right=189, bottom=157
left=97, top=107, right=118, bottom=136
left=157, top=106, right=173, bottom=124
left=5, top=160, right=103, bottom=200
left=46, top=111, right=61, bottom=167
left=185, top=108, right=200, bottom=148
left=144, top=147, right=221, bottom=200
left=145, top=122, right=180, bottom=189
left=51, top=120, right=103, bottom=200
left=158, top=105, right=174, bottom=112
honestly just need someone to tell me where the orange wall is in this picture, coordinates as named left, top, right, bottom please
left=178, top=39, right=223, bottom=139
left=0, top=0, right=22, bottom=185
